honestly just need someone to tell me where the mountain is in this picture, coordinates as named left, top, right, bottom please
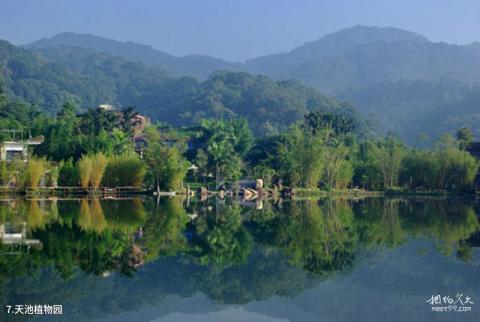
left=244, top=26, right=429, bottom=80
left=138, top=71, right=346, bottom=136
left=27, top=27, right=480, bottom=93
left=27, top=32, right=239, bottom=79
left=16, top=26, right=480, bottom=141
left=0, top=38, right=174, bottom=113
left=27, top=27, right=480, bottom=94
left=0, top=39, right=343, bottom=136
left=243, top=26, right=480, bottom=142
left=245, top=26, right=480, bottom=93
left=0, top=39, right=113, bottom=113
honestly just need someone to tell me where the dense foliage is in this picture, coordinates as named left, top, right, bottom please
left=1, top=40, right=344, bottom=136
left=0, top=27, right=479, bottom=321
left=146, top=72, right=342, bottom=136
left=0, top=51, right=478, bottom=193
left=28, top=32, right=237, bottom=79
left=23, top=26, right=480, bottom=143
left=0, top=84, right=478, bottom=193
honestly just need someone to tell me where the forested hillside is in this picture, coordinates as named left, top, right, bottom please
left=341, top=80, right=480, bottom=143
left=0, top=40, right=343, bottom=136
left=245, top=26, right=480, bottom=93
left=0, top=39, right=107, bottom=112
left=140, top=72, right=347, bottom=135
left=25, top=26, right=480, bottom=143
left=28, top=32, right=240, bottom=79
left=243, top=26, right=480, bottom=143
left=33, top=27, right=480, bottom=94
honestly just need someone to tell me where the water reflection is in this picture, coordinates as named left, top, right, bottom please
left=0, top=196, right=479, bottom=320
left=352, top=198, right=480, bottom=258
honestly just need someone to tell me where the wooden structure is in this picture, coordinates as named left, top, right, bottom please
left=25, top=186, right=146, bottom=198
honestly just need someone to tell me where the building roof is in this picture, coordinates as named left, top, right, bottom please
left=1, top=136, right=44, bottom=148
left=98, top=104, right=118, bottom=111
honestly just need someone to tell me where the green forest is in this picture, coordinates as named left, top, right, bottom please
left=2, top=26, right=480, bottom=144
left=0, top=86, right=478, bottom=194
left=1, top=14, right=480, bottom=322
left=1, top=29, right=479, bottom=194
left=22, top=26, right=480, bottom=143
left=0, top=40, right=343, bottom=136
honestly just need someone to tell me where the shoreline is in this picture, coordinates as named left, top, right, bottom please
left=1, top=186, right=477, bottom=200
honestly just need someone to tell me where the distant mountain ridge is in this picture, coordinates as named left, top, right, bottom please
left=28, top=26, right=480, bottom=92
left=27, top=32, right=240, bottom=79
left=244, top=25, right=430, bottom=78
left=245, top=26, right=480, bottom=93
left=16, top=25, right=480, bottom=142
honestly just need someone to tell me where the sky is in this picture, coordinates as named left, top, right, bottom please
left=0, top=0, right=479, bottom=61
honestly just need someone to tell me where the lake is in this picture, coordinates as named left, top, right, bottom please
left=0, top=196, right=479, bottom=322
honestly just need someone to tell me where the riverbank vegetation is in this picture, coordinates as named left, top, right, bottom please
left=0, top=89, right=478, bottom=194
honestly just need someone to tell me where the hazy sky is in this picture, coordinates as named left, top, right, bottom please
left=0, top=0, right=479, bottom=61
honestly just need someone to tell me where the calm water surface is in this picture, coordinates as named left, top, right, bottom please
left=0, top=197, right=479, bottom=322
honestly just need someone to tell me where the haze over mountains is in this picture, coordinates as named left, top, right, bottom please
left=28, top=26, right=480, bottom=89
left=1, top=25, right=480, bottom=143
left=28, top=31, right=241, bottom=79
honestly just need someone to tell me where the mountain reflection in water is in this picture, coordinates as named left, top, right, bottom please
left=0, top=196, right=479, bottom=322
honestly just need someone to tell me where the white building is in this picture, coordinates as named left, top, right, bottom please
left=0, top=137, right=44, bottom=162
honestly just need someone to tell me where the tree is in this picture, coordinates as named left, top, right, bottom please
left=58, top=159, right=79, bottom=186
left=144, top=126, right=189, bottom=192
left=336, top=159, right=354, bottom=190
left=74, top=107, right=136, bottom=156
left=303, top=110, right=357, bottom=137
left=323, top=144, right=352, bottom=190
left=287, top=126, right=324, bottom=188
left=456, top=127, right=475, bottom=150
left=35, top=102, right=79, bottom=161
left=443, top=149, right=478, bottom=191
left=353, top=142, right=384, bottom=190
left=399, top=135, right=479, bottom=191
left=193, top=119, right=253, bottom=186
left=145, top=143, right=189, bottom=192
left=400, top=150, right=435, bottom=189
left=246, top=125, right=324, bottom=188
left=372, top=136, right=406, bottom=189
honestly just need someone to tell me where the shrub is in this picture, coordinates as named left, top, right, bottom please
left=77, top=153, right=108, bottom=188
left=0, top=161, right=8, bottom=186
left=59, top=159, right=79, bottom=186
left=90, top=153, right=108, bottom=188
left=78, top=156, right=92, bottom=188
left=103, top=153, right=146, bottom=187
left=145, top=144, right=189, bottom=192
left=25, top=158, right=45, bottom=188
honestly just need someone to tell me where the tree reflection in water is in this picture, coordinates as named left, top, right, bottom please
left=0, top=196, right=478, bottom=312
